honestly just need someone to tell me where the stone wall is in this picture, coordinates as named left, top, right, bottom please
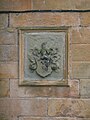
left=0, top=0, right=90, bottom=120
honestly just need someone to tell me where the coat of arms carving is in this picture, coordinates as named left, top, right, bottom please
left=19, top=28, right=68, bottom=86
left=28, top=42, right=61, bottom=78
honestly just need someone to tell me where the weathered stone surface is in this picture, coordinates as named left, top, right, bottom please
left=20, top=118, right=90, bottom=120
left=1, top=98, right=90, bottom=120
left=0, top=45, right=18, bottom=61
left=68, top=80, right=79, bottom=98
left=0, top=79, right=9, bottom=97
left=10, top=98, right=47, bottom=117
left=72, top=62, right=90, bottom=79
left=32, top=0, right=90, bottom=10
left=80, top=13, right=90, bottom=26
left=0, top=114, right=8, bottom=120
left=10, top=79, right=69, bottom=98
left=19, top=117, right=76, bottom=120
left=0, top=14, right=8, bottom=28
left=19, top=117, right=48, bottom=120
left=76, top=118, right=90, bottom=120
left=19, top=117, right=90, bottom=120
left=0, top=29, right=17, bottom=45
left=10, top=13, right=79, bottom=27
left=71, top=27, right=90, bottom=44
left=72, top=44, right=90, bottom=61
left=0, top=98, right=20, bottom=120
left=80, top=79, right=90, bottom=98
left=0, top=98, right=47, bottom=119
left=48, top=98, right=90, bottom=117
left=0, top=0, right=31, bottom=11
left=0, top=62, right=18, bottom=78
left=73, top=0, right=90, bottom=10
left=0, top=99, right=10, bottom=119
left=0, top=0, right=90, bottom=11
left=32, top=0, right=75, bottom=10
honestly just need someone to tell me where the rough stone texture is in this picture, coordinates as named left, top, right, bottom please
left=0, top=14, right=8, bottom=28
left=10, top=99, right=47, bottom=117
left=72, top=44, right=90, bottom=61
left=32, top=0, right=90, bottom=10
left=68, top=80, right=79, bottom=98
left=19, top=117, right=75, bottom=120
left=80, top=79, right=90, bottom=98
left=0, top=0, right=90, bottom=11
left=32, top=0, right=75, bottom=10
left=0, top=79, right=9, bottom=97
left=76, top=118, right=90, bottom=120
left=10, top=13, right=80, bottom=27
left=48, top=99, right=90, bottom=117
left=0, top=114, right=9, bottom=120
left=2, top=99, right=20, bottom=120
left=0, top=45, right=18, bottom=61
left=72, top=62, right=90, bottom=79
left=71, top=27, right=90, bottom=44
left=0, top=0, right=31, bottom=11
left=0, top=28, right=17, bottom=45
left=0, top=99, right=10, bottom=120
left=0, top=62, right=18, bottom=79
left=0, top=98, right=47, bottom=119
left=19, top=117, right=90, bottom=120
left=80, top=13, right=90, bottom=26
left=10, top=79, right=70, bottom=98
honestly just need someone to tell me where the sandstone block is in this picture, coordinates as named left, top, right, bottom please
left=0, top=0, right=90, bottom=11
left=71, top=27, right=90, bottom=44
left=72, top=62, right=90, bottom=79
left=9, top=98, right=47, bottom=117
left=72, top=44, right=90, bottom=61
left=0, top=99, right=10, bottom=118
left=76, top=118, right=90, bottom=120
left=19, top=117, right=90, bottom=120
left=10, top=79, right=69, bottom=98
left=19, top=117, right=48, bottom=120
left=0, top=45, right=18, bottom=61
left=10, top=13, right=79, bottom=27
left=0, top=98, right=47, bottom=119
left=80, top=13, right=90, bottom=26
left=19, top=117, right=76, bottom=120
left=0, top=62, right=18, bottom=79
left=0, top=14, right=8, bottom=28
left=32, top=0, right=90, bottom=10
left=75, top=0, right=90, bottom=10
left=0, top=0, right=31, bottom=11
left=0, top=79, right=9, bottom=97
left=80, top=79, right=90, bottom=98
left=0, top=29, right=17, bottom=45
left=68, top=80, right=79, bottom=97
left=32, top=0, right=76, bottom=10
left=48, top=98, right=90, bottom=117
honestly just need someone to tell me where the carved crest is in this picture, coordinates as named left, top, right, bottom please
left=28, top=42, right=61, bottom=78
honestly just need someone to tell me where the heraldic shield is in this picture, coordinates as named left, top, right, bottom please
left=28, top=42, right=61, bottom=78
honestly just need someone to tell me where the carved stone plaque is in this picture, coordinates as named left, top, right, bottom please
left=19, top=28, right=68, bottom=85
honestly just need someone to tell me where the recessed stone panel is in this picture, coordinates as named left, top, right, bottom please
left=19, top=27, right=68, bottom=85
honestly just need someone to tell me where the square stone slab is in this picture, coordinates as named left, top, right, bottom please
left=19, top=27, right=68, bottom=86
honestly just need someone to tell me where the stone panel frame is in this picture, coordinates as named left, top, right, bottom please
left=19, top=27, right=68, bottom=86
